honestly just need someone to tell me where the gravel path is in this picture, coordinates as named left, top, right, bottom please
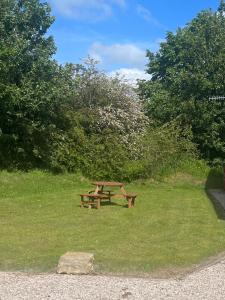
left=1, top=260, right=225, bottom=300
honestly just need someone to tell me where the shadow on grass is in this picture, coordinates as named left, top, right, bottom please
left=77, top=200, right=127, bottom=209
left=205, top=168, right=225, bottom=220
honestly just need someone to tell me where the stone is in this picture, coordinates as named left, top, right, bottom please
left=57, top=252, right=94, bottom=275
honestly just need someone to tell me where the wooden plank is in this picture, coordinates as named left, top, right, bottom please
left=110, top=194, right=126, bottom=199
left=92, top=181, right=124, bottom=187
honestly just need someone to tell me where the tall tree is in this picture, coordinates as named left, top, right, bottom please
left=0, top=0, right=75, bottom=169
left=139, top=1, right=225, bottom=163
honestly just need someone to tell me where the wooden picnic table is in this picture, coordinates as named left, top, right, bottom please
left=80, top=181, right=137, bottom=209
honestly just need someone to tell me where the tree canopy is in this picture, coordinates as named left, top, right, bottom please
left=139, top=1, right=225, bottom=164
left=0, top=0, right=74, bottom=168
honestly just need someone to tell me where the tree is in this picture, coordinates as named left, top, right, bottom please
left=72, top=58, right=148, bottom=152
left=0, top=0, right=55, bottom=84
left=218, top=0, right=225, bottom=13
left=140, top=1, right=225, bottom=163
left=48, top=59, right=150, bottom=177
left=0, top=0, right=76, bottom=169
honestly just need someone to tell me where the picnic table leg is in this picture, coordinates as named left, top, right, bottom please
left=96, top=198, right=101, bottom=209
left=94, top=185, right=100, bottom=194
left=80, top=195, right=84, bottom=208
left=87, top=196, right=93, bottom=209
left=120, top=186, right=126, bottom=195
left=108, top=191, right=112, bottom=202
left=128, top=197, right=132, bottom=208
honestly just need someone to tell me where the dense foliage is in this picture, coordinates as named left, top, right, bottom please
left=139, top=1, right=225, bottom=164
left=0, top=0, right=206, bottom=180
left=50, top=61, right=195, bottom=180
left=0, top=0, right=76, bottom=168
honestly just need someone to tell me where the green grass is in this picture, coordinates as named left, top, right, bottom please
left=0, top=169, right=225, bottom=274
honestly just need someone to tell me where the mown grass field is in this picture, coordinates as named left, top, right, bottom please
left=0, top=170, right=224, bottom=275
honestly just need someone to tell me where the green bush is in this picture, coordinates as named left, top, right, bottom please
left=125, top=122, right=197, bottom=180
left=50, top=122, right=197, bottom=182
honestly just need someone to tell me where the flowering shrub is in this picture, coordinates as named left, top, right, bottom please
left=72, top=58, right=148, bottom=156
left=47, top=59, right=196, bottom=179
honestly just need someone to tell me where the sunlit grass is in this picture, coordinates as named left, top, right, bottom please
left=0, top=170, right=225, bottom=274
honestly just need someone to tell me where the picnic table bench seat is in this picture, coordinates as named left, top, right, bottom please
left=80, top=193, right=109, bottom=209
left=123, top=193, right=137, bottom=208
left=88, top=190, right=115, bottom=201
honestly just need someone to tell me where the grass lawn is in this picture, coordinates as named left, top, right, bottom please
left=0, top=170, right=225, bottom=275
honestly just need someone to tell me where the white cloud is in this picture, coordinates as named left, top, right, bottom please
left=89, top=42, right=147, bottom=68
left=137, top=4, right=162, bottom=27
left=109, top=68, right=151, bottom=86
left=49, top=0, right=126, bottom=22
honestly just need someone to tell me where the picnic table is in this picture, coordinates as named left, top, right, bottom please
left=92, top=181, right=126, bottom=196
left=80, top=181, right=137, bottom=209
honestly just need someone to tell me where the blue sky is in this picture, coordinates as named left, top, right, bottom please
left=46, top=0, right=220, bottom=83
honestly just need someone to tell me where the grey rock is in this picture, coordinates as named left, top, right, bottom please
left=57, top=252, right=94, bottom=275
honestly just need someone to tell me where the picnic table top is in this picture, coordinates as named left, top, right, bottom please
left=92, top=181, right=124, bottom=187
